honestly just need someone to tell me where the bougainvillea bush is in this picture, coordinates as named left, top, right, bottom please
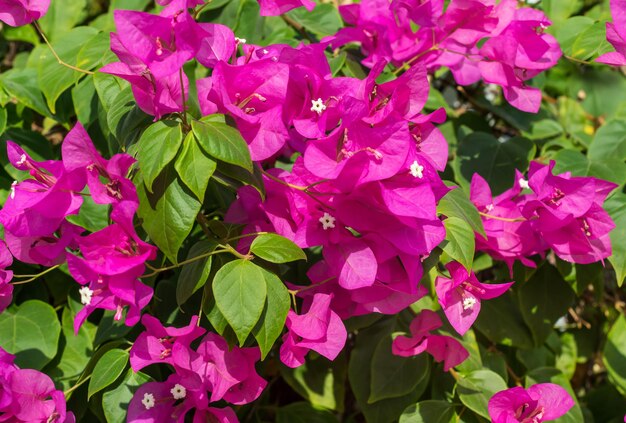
left=0, top=0, right=625, bottom=421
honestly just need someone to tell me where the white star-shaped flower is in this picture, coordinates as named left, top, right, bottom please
left=410, top=161, right=424, bottom=178
left=142, top=393, right=155, bottom=410
left=319, top=212, right=336, bottom=230
left=518, top=178, right=530, bottom=190
left=16, top=154, right=26, bottom=166
left=485, top=204, right=494, bottom=212
left=170, top=383, right=186, bottom=400
left=235, top=37, right=246, bottom=44
left=462, top=296, right=477, bottom=310
left=310, top=98, right=327, bottom=115
left=79, top=286, right=94, bottom=306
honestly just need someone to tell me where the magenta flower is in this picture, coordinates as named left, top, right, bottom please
left=392, top=309, right=469, bottom=371
left=256, top=0, right=315, bottom=17
left=62, top=122, right=138, bottom=207
left=522, top=161, right=617, bottom=264
left=0, top=142, right=83, bottom=238
left=156, top=0, right=204, bottom=16
left=597, top=0, right=626, bottom=66
left=0, top=0, right=50, bottom=27
left=172, top=332, right=266, bottom=404
left=435, top=262, right=513, bottom=335
left=0, top=347, right=74, bottom=423
left=280, top=293, right=347, bottom=368
left=470, top=172, right=546, bottom=270
left=67, top=203, right=157, bottom=332
left=130, top=315, right=205, bottom=372
left=488, top=383, right=575, bottom=423
left=4, top=221, right=82, bottom=267
left=0, top=240, right=13, bottom=314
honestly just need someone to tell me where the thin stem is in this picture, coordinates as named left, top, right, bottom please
left=32, top=21, right=94, bottom=75
left=11, top=265, right=60, bottom=285
left=141, top=249, right=229, bottom=278
left=564, top=55, right=595, bottom=66
left=222, top=243, right=253, bottom=261
left=179, top=68, right=189, bottom=129
left=478, top=211, right=527, bottom=223
left=64, top=375, right=91, bottom=398
left=260, top=169, right=308, bottom=191
left=290, top=276, right=335, bottom=295
left=193, top=0, right=213, bottom=18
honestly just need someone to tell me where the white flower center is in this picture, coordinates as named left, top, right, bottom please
left=462, top=297, right=477, bottom=310
left=10, top=181, right=17, bottom=200
left=518, top=178, right=529, bottom=190
left=142, top=393, right=155, bottom=410
left=310, top=98, right=327, bottom=115
left=410, top=161, right=424, bottom=178
left=319, top=212, right=336, bottom=230
left=79, top=286, right=94, bottom=306
left=16, top=154, right=27, bottom=166
left=235, top=37, right=246, bottom=44
left=170, top=383, right=186, bottom=400
left=485, top=204, right=494, bottom=212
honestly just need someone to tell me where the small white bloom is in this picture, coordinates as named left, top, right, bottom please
left=16, top=154, right=27, bottom=166
left=310, top=98, right=327, bottom=115
left=410, top=161, right=424, bottom=178
left=262, top=49, right=269, bottom=55
left=319, top=212, right=336, bottom=230
left=524, top=0, right=540, bottom=4
left=485, top=204, right=494, bottom=212
left=462, top=296, right=477, bottom=310
left=10, top=181, right=17, bottom=199
left=170, top=384, right=186, bottom=400
left=142, top=393, right=155, bottom=410
left=518, top=178, right=530, bottom=190
left=79, top=286, right=94, bottom=306
left=235, top=37, right=246, bottom=44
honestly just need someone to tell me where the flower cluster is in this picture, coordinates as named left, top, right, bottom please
left=328, top=0, right=561, bottom=112
left=488, top=383, right=574, bottom=423
left=0, top=123, right=156, bottom=331
left=471, top=161, right=616, bottom=269
left=127, top=316, right=265, bottom=421
left=391, top=309, right=469, bottom=371
left=0, top=346, right=74, bottom=422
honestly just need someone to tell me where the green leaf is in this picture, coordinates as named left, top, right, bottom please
left=605, top=192, right=626, bottom=286
left=604, top=315, right=626, bottom=395
left=437, top=185, right=486, bottom=238
left=453, top=133, right=535, bottom=196
left=192, top=118, right=252, bottom=172
left=88, top=349, right=129, bottom=399
left=457, top=369, right=508, bottom=419
left=399, top=400, right=457, bottom=423
left=103, top=370, right=153, bottom=423
left=37, top=26, right=99, bottom=113
left=250, top=233, right=307, bottom=263
left=276, top=402, right=339, bottom=423
left=253, top=267, right=290, bottom=359
left=66, top=193, right=109, bottom=233
left=281, top=354, right=347, bottom=412
left=440, top=217, right=475, bottom=271
left=518, top=264, right=575, bottom=347
left=45, top=307, right=94, bottom=390
left=588, top=119, right=626, bottom=161
left=38, top=0, right=88, bottom=41
left=0, top=300, right=61, bottom=370
left=0, top=68, right=52, bottom=118
left=569, top=22, right=610, bottom=61
left=349, top=318, right=431, bottom=423
left=106, top=86, right=151, bottom=149
left=369, top=335, right=430, bottom=403
left=177, top=240, right=218, bottom=306
left=211, top=160, right=266, bottom=200
left=137, top=165, right=201, bottom=264
left=137, top=121, right=183, bottom=192
left=71, top=76, right=98, bottom=126
left=474, top=292, right=534, bottom=349
left=552, top=149, right=626, bottom=185
left=175, top=133, right=217, bottom=201
left=0, top=108, right=6, bottom=136
left=285, top=4, right=343, bottom=37
left=213, top=260, right=267, bottom=345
